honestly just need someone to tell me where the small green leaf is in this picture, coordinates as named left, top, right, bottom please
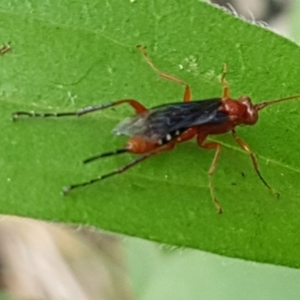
left=1, top=1, right=300, bottom=268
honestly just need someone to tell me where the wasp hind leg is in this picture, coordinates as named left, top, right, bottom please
left=63, top=141, right=177, bottom=194
left=62, top=153, right=152, bottom=194
left=12, top=99, right=148, bottom=121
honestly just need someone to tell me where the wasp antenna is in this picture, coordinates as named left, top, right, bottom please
left=84, top=148, right=128, bottom=164
left=255, top=94, right=300, bottom=111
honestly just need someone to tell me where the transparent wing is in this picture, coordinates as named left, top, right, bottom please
left=113, top=98, right=228, bottom=140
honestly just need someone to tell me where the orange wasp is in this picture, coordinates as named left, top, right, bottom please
left=13, top=46, right=300, bottom=213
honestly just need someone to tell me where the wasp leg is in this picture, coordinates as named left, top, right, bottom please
left=221, top=63, right=230, bottom=99
left=12, top=99, right=148, bottom=121
left=197, top=135, right=223, bottom=213
left=232, top=129, right=279, bottom=197
left=63, top=142, right=176, bottom=194
left=63, top=153, right=152, bottom=194
left=137, top=45, right=191, bottom=102
left=84, top=148, right=128, bottom=164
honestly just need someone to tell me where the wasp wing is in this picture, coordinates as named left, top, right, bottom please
left=113, top=98, right=228, bottom=140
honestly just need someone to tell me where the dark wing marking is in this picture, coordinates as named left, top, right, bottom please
left=113, top=98, right=228, bottom=140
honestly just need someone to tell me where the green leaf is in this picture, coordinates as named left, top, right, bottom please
left=1, top=1, right=300, bottom=268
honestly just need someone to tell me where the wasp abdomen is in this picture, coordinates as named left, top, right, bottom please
left=126, top=136, right=158, bottom=154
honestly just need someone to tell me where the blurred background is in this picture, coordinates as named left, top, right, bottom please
left=211, top=0, right=292, bottom=37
